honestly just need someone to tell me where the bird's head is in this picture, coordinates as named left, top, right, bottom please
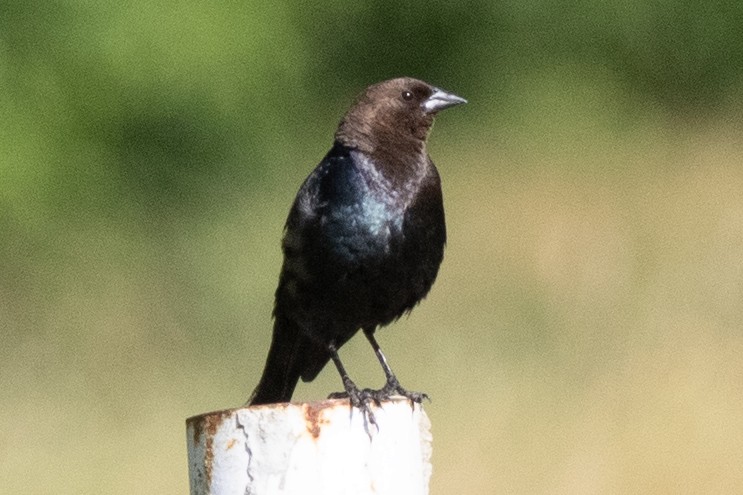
left=335, top=77, right=466, bottom=156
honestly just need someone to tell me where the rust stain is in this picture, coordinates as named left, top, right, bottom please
left=187, top=409, right=233, bottom=486
left=303, top=402, right=329, bottom=439
left=187, top=408, right=233, bottom=444
left=225, top=438, right=237, bottom=450
left=188, top=416, right=204, bottom=445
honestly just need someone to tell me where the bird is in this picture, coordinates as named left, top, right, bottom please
left=248, top=77, right=466, bottom=424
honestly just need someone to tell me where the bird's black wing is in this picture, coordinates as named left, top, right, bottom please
left=250, top=143, right=370, bottom=403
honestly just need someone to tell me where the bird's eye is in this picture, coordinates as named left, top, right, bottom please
left=401, top=90, right=413, bottom=101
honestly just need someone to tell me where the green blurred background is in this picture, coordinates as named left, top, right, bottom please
left=2, top=1, right=743, bottom=493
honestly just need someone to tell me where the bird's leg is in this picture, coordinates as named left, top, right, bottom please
left=363, top=328, right=429, bottom=405
left=326, top=343, right=378, bottom=428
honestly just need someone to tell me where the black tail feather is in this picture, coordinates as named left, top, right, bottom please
left=248, top=316, right=305, bottom=405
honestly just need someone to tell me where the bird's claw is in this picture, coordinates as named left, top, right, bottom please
left=328, top=376, right=429, bottom=431
left=374, top=377, right=430, bottom=407
left=328, top=384, right=379, bottom=429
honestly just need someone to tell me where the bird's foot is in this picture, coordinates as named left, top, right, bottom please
left=372, top=376, right=430, bottom=407
left=328, top=381, right=379, bottom=429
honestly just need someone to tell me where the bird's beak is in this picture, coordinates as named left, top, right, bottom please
left=423, top=88, right=467, bottom=114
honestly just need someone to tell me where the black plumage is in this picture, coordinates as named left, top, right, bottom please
left=249, top=77, right=466, bottom=421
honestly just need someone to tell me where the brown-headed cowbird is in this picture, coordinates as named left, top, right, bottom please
left=249, top=77, right=466, bottom=423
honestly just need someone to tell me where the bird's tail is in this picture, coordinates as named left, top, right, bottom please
left=248, top=316, right=306, bottom=405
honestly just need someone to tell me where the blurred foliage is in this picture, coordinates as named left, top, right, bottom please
left=1, top=1, right=743, bottom=494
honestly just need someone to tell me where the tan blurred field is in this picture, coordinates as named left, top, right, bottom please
left=428, top=121, right=743, bottom=493
left=3, top=111, right=742, bottom=493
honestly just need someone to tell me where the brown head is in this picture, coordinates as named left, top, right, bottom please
left=335, top=77, right=466, bottom=169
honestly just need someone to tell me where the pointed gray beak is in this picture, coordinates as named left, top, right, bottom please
left=423, top=87, right=467, bottom=114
